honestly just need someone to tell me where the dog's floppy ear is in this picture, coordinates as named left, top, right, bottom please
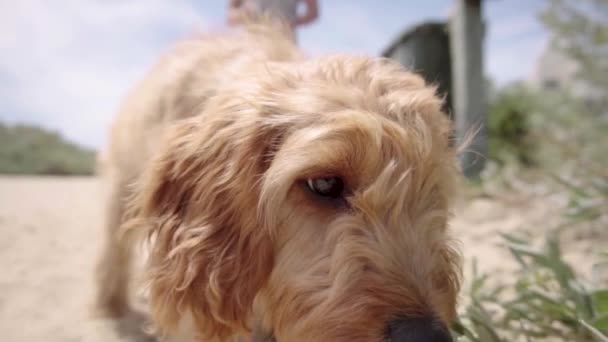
left=126, top=115, right=276, bottom=339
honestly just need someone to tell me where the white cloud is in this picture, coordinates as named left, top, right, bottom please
left=486, top=35, right=548, bottom=86
left=0, top=1, right=551, bottom=147
left=0, top=0, right=207, bottom=148
left=300, top=1, right=388, bottom=56
left=490, top=15, right=540, bottom=40
left=485, top=11, right=549, bottom=86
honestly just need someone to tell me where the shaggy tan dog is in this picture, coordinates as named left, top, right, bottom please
left=94, top=19, right=462, bottom=342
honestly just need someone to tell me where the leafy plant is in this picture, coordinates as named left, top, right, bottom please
left=453, top=234, right=608, bottom=342
left=487, top=85, right=537, bottom=167
left=455, top=1, right=608, bottom=340
left=540, top=0, right=608, bottom=98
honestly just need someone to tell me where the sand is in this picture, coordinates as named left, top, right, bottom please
left=0, top=176, right=602, bottom=341
left=0, top=176, right=153, bottom=342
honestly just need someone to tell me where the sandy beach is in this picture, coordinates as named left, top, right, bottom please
left=0, top=176, right=602, bottom=341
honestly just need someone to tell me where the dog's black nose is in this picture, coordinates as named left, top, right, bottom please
left=387, top=317, right=452, bottom=342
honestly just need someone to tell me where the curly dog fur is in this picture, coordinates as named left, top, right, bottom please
left=94, top=19, right=462, bottom=342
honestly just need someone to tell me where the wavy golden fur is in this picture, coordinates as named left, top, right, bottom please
left=94, top=18, right=462, bottom=342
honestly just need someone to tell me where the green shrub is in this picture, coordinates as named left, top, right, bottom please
left=453, top=234, right=608, bottom=342
left=0, top=122, right=96, bottom=175
left=487, top=85, right=537, bottom=167
left=458, top=102, right=608, bottom=340
left=486, top=80, right=608, bottom=170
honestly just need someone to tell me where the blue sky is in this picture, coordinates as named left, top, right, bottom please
left=0, top=0, right=549, bottom=149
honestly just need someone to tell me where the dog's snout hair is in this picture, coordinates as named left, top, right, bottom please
left=94, top=17, right=463, bottom=342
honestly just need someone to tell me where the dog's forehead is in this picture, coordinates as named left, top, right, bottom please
left=256, top=55, right=453, bottom=188
left=259, top=56, right=445, bottom=125
left=273, top=112, right=442, bottom=191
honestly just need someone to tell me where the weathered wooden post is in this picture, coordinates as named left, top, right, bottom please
left=449, top=0, right=487, bottom=178
left=382, top=22, right=453, bottom=115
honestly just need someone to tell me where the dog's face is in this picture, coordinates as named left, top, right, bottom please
left=130, top=56, right=461, bottom=342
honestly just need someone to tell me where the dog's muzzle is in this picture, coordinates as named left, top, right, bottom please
left=387, top=317, right=452, bottom=342
left=252, top=317, right=452, bottom=342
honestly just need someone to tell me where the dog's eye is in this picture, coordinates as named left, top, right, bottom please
left=306, top=177, right=344, bottom=198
